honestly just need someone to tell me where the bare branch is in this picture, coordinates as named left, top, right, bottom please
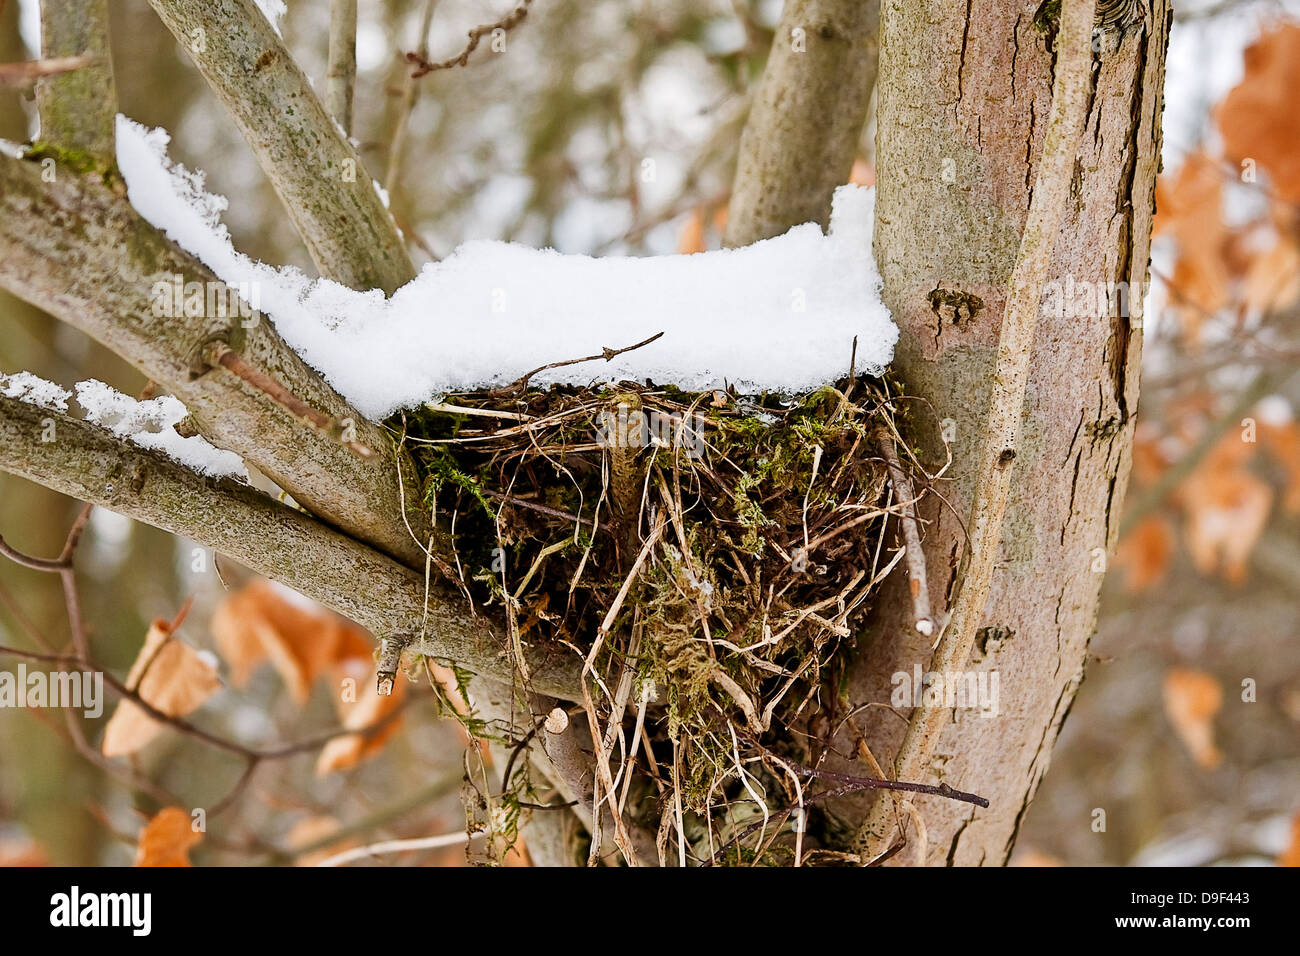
left=405, top=0, right=533, bottom=77
left=386, top=0, right=440, bottom=193
left=0, top=55, right=92, bottom=87
left=0, top=393, right=583, bottom=701
left=326, top=0, right=357, bottom=136
left=0, top=151, right=431, bottom=567
left=36, top=0, right=117, bottom=159
left=875, top=426, right=934, bottom=638
left=724, top=0, right=880, bottom=247
left=146, top=0, right=415, bottom=294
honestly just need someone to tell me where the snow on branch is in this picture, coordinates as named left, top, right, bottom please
left=115, top=116, right=898, bottom=421
left=75, top=380, right=249, bottom=480
left=2, top=371, right=247, bottom=480
left=1, top=372, right=72, bottom=412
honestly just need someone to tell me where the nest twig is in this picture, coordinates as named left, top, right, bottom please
left=396, top=371, right=941, bottom=864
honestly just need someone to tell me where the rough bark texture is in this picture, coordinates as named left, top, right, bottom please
left=0, top=395, right=581, bottom=700
left=0, top=152, right=431, bottom=568
left=724, top=0, right=880, bottom=247
left=36, top=0, right=117, bottom=159
left=827, top=0, right=1169, bottom=864
left=146, top=0, right=415, bottom=294
left=326, top=0, right=357, bottom=136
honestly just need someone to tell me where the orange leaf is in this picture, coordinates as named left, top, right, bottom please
left=1279, top=809, right=1300, bottom=867
left=848, top=158, right=875, bottom=188
left=1162, top=668, right=1224, bottom=770
left=286, top=815, right=357, bottom=867
left=1154, top=152, right=1232, bottom=340
left=1177, top=434, right=1272, bottom=583
left=1010, top=847, right=1063, bottom=867
left=212, top=579, right=372, bottom=703
left=1260, top=419, right=1300, bottom=513
left=676, top=208, right=706, bottom=255
left=102, top=613, right=221, bottom=758
left=1216, top=24, right=1300, bottom=202
left=315, top=660, right=406, bottom=775
left=1240, top=228, right=1300, bottom=316
left=1114, top=514, right=1175, bottom=592
left=134, top=807, right=202, bottom=866
left=0, top=835, right=48, bottom=866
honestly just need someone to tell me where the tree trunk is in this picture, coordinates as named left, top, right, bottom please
left=827, top=0, right=1170, bottom=864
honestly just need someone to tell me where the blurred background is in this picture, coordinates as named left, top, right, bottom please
left=0, top=0, right=1297, bottom=865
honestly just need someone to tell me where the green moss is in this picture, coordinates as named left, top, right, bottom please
left=26, top=140, right=119, bottom=186
left=397, top=377, right=898, bottom=858
left=1034, top=0, right=1062, bottom=35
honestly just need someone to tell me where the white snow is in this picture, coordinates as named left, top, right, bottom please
left=74, top=380, right=249, bottom=481
left=0, top=372, right=71, bottom=412
left=114, top=115, right=897, bottom=420
left=254, top=0, right=287, bottom=38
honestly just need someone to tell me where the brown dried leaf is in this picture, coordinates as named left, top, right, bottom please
left=1279, top=809, right=1300, bottom=867
left=676, top=207, right=706, bottom=255
left=1260, top=420, right=1300, bottom=513
left=102, top=610, right=221, bottom=758
left=315, top=659, right=407, bottom=775
left=1177, top=434, right=1272, bottom=583
left=1216, top=24, right=1300, bottom=202
left=1115, top=514, right=1176, bottom=592
left=1163, top=668, right=1224, bottom=770
left=1010, top=846, right=1063, bottom=867
left=0, top=835, right=48, bottom=866
left=134, top=807, right=202, bottom=867
left=286, top=815, right=358, bottom=867
left=212, top=579, right=372, bottom=703
left=1153, top=152, right=1232, bottom=340
left=1240, top=228, right=1300, bottom=315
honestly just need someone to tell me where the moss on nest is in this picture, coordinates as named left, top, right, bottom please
left=396, top=371, right=921, bottom=859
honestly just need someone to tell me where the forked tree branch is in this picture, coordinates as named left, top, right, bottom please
left=145, top=0, right=415, bottom=294
left=0, top=151, right=431, bottom=568
left=0, top=394, right=582, bottom=701
left=853, top=0, right=1098, bottom=859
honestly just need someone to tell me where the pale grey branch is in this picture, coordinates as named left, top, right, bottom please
left=0, top=151, right=430, bottom=567
left=326, top=0, right=357, bottom=136
left=146, top=0, right=415, bottom=294
left=724, top=0, right=880, bottom=247
left=0, top=394, right=581, bottom=701
left=36, top=0, right=117, bottom=159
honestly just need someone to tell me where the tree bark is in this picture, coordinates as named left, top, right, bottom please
left=827, top=0, right=1170, bottom=865
left=0, top=394, right=581, bottom=700
left=724, top=0, right=880, bottom=247
left=0, top=152, right=431, bottom=568
left=36, top=0, right=117, bottom=159
left=146, top=0, right=415, bottom=293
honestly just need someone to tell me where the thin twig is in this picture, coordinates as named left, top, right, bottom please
left=0, top=55, right=94, bottom=87
left=315, top=830, right=469, bottom=866
left=326, top=0, right=357, bottom=136
left=205, top=341, right=374, bottom=458
left=387, top=0, right=440, bottom=191
left=405, top=0, right=533, bottom=76
left=875, top=426, right=935, bottom=639
left=484, top=331, right=665, bottom=396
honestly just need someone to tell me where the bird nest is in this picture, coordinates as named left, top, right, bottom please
left=398, top=370, right=922, bottom=861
